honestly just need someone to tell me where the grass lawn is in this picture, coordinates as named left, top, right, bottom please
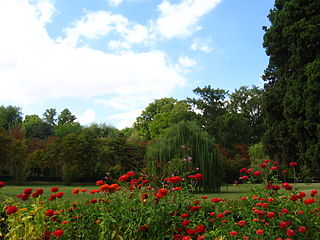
left=0, top=184, right=99, bottom=202
left=196, top=182, right=320, bottom=200
left=1, top=182, right=320, bottom=202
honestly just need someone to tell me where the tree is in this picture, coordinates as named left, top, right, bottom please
left=57, top=108, right=76, bottom=125
left=214, top=113, right=252, bottom=150
left=23, top=115, right=53, bottom=139
left=146, top=121, right=223, bottom=192
left=134, top=98, right=196, bottom=139
left=0, top=105, right=23, bottom=131
left=187, top=86, right=228, bottom=137
left=43, top=108, right=57, bottom=126
left=54, top=122, right=83, bottom=137
left=0, top=129, right=12, bottom=165
left=228, top=86, right=264, bottom=144
left=262, top=0, right=320, bottom=173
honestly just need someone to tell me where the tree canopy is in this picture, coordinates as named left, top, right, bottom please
left=262, top=0, right=320, bottom=173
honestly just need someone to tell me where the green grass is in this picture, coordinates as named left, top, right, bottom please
left=1, top=183, right=320, bottom=202
left=0, top=184, right=99, bottom=202
left=196, top=182, right=320, bottom=200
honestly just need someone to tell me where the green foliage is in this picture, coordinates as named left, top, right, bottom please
left=215, top=113, right=252, bottom=150
left=5, top=139, right=29, bottom=184
left=134, top=98, right=196, bottom=139
left=187, top=86, right=228, bottom=137
left=249, top=142, right=269, bottom=169
left=23, top=115, right=53, bottom=139
left=228, top=86, right=264, bottom=144
left=43, top=108, right=57, bottom=126
left=262, top=0, right=320, bottom=174
left=146, top=121, right=223, bottom=192
left=54, top=122, right=83, bottom=137
left=57, top=108, right=76, bottom=125
left=0, top=105, right=23, bottom=131
left=0, top=129, right=12, bottom=165
left=104, top=134, right=145, bottom=171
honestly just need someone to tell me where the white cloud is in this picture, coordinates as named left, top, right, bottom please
left=178, top=56, right=197, bottom=68
left=154, top=0, right=222, bottom=39
left=59, top=11, right=128, bottom=47
left=77, top=109, right=96, bottom=125
left=190, top=38, right=212, bottom=53
left=58, top=10, right=150, bottom=49
left=108, top=109, right=143, bottom=129
left=108, top=0, right=124, bottom=7
left=35, top=0, right=56, bottom=25
left=0, top=0, right=185, bottom=108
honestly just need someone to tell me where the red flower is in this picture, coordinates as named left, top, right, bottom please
left=239, top=176, right=249, bottom=180
left=304, top=198, right=315, bottom=205
left=119, top=174, right=130, bottom=182
left=51, top=187, right=59, bottom=193
left=217, top=213, right=224, bottom=219
left=201, top=196, right=207, bottom=199
left=188, top=173, right=204, bottom=181
left=180, top=213, right=189, bottom=218
left=53, top=230, right=64, bottom=237
left=278, top=221, right=287, bottom=229
left=311, top=190, right=318, bottom=196
left=254, top=171, right=261, bottom=177
left=164, top=176, right=183, bottom=183
left=229, top=231, right=238, bottom=236
left=182, top=236, right=191, bottom=240
left=280, top=208, right=289, bottom=214
left=181, top=219, right=190, bottom=226
left=140, top=225, right=149, bottom=232
left=45, top=209, right=55, bottom=216
left=267, top=212, right=276, bottom=218
left=72, top=188, right=79, bottom=195
left=56, top=192, right=64, bottom=198
left=260, top=163, right=267, bottom=168
left=23, top=188, right=33, bottom=194
left=196, top=225, right=205, bottom=233
left=289, top=162, right=298, bottom=166
left=298, top=192, right=306, bottom=198
left=126, top=171, right=135, bottom=176
left=270, top=166, right=278, bottom=170
left=5, top=205, right=17, bottom=215
left=256, top=229, right=264, bottom=235
left=298, top=226, right=307, bottom=233
left=157, top=188, right=168, bottom=197
left=43, top=231, right=51, bottom=240
left=239, top=168, right=247, bottom=173
left=35, top=188, right=44, bottom=195
left=96, top=180, right=104, bottom=185
left=0, top=181, right=5, bottom=188
left=90, top=199, right=97, bottom=204
left=186, top=229, right=196, bottom=236
left=237, top=220, right=246, bottom=227
left=286, top=229, right=295, bottom=237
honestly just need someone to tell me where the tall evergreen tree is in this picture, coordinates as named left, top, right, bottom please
left=262, top=0, right=320, bottom=173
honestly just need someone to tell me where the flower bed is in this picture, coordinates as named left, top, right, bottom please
left=0, top=161, right=320, bottom=239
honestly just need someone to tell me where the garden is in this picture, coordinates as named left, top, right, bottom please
left=1, top=159, right=319, bottom=240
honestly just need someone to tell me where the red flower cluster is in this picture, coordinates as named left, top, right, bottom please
left=164, top=176, right=183, bottom=183
left=5, top=205, right=17, bottom=215
left=188, top=174, right=203, bottom=181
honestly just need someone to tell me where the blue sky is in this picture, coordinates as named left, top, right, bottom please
left=0, top=0, right=274, bottom=129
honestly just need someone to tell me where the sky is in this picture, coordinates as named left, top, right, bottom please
left=0, top=0, right=275, bottom=129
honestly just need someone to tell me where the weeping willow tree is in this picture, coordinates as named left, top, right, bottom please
left=145, top=121, right=223, bottom=192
